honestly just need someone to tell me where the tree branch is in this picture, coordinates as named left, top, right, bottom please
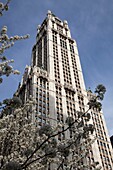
left=57, top=159, right=64, bottom=170
left=21, top=108, right=90, bottom=168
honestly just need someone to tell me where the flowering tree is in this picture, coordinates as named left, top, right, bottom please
left=0, top=0, right=29, bottom=83
left=0, top=85, right=106, bottom=170
left=0, top=0, right=10, bottom=16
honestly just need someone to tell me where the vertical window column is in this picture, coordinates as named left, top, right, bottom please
left=55, top=85, right=65, bottom=141
left=35, top=78, right=49, bottom=127
left=32, top=45, right=36, bottom=67
left=67, top=39, right=76, bottom=89
left=52, top=31, right=60, bottom=83
left=43, top=32, right=47, bottom=70
left=37, top=38, right=42, bottom=68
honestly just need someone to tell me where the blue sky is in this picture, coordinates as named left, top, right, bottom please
left=0, top=0, right=113, bottom=135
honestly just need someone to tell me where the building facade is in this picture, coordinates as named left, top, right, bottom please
left=16, top=11, right=113, bottom=170
left=110, top=136, right=113, bottom=148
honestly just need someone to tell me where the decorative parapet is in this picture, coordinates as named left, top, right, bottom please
left=33, top=67, right=49, bottom=80
left=64, top=83, right=76, bottom=93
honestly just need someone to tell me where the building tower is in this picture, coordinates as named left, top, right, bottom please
left=16, top=11, right=113, bottom=170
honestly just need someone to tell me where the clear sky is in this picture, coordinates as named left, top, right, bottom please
left=0, top=0, right=113, bottom=136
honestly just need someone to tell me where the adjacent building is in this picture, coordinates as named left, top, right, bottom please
left=16, top=11, right=113, bottom=170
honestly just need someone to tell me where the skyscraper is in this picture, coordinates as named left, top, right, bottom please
left=16, top=11, right=113, bottom=169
